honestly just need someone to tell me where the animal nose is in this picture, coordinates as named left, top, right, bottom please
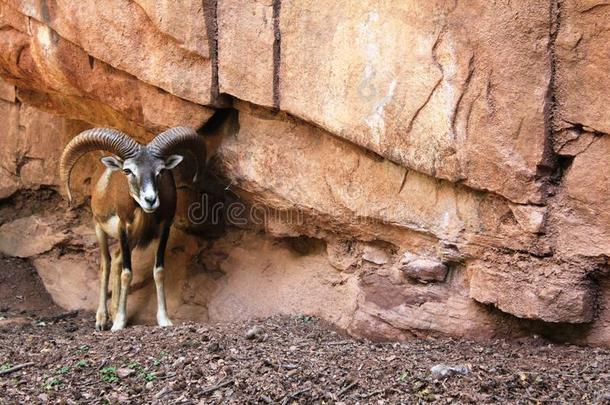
left=144, top=196, right=156, bottom=205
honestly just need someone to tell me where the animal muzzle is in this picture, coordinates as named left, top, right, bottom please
left=139, top=190, right=160, bottom=213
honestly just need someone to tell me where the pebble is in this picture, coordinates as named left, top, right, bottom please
left=245, top=325, right=264, bottom=340
left=155, top=386, right=170, bottom=399
left=172, top=356, right=186, bottom=368
left=117, top=367, right=136, bottom=378
left=430, top=364, right=470, bottom=378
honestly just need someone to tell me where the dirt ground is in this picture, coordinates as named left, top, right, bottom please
left=1, top=256, right=610, bottom=404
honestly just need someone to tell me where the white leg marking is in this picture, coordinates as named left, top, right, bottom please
left=95, top=224, right=110, bottom=331
left=111, top=268, right=131, bottom=331
left=154, top=266, right=173, bottom=327
left=110, top=250, right=122, bottom=317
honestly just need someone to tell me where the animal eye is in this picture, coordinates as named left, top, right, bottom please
left=123, top=168, right=132, bottom=175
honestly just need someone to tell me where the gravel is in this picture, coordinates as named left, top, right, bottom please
left=2, top=256, right=610, bottom=403
left=1, top=313, right=610, bottom=403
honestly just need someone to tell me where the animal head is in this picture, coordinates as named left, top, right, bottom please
left=100, top=150, right=183, bottom=213
left=59, top=127, right=206, bottom=213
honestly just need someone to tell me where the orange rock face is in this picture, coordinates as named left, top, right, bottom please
left=0, top=0, right=609, bottom=346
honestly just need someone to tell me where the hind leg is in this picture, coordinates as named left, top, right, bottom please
left=111, top=228, right=132, bottom=331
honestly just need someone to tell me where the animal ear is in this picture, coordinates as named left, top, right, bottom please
left=101, top=156, right=123, bottom=171
left=164, top=154, right=183, bottom=170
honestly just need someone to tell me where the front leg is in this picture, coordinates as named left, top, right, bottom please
left=109, top=249, right=122, bottom=319
left=154, top=223, right=173, bottom=327
left=111, top=228, right=132, bottom=331
left=94, top=224, right=111, bottom=331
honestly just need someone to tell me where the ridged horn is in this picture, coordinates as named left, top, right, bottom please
left=59, top=128, right=140, bottom=203
left=147, top=126, right=207, bottom=182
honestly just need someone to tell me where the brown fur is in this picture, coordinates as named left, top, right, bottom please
left=91, top=166, right=177, bottom=248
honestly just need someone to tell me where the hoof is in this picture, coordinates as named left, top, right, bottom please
left=95, top=312, right=109, bottom=331
left=110, top=322, right=125, bottom=332
left=157, top=316, right=173, bottom=327
left=111, top=317, right=126, bottom=331
left=95, top=321, right=110, bottom=331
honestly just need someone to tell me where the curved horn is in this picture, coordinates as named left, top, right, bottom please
left=148, top=126, right=207, bottom=182
left=59, top=128, right=140, bottom=203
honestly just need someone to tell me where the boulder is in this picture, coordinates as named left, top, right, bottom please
left=33, top=253, right=98, bottom=311
left=469, top=255, right=596, bottom=323
left=362, top=245, right=390, bottom=265
left=400, top=256, right=448, bottom=283
left=0, top=215, right=67, bottom=258
left=509, top=204, right=547, bottom=235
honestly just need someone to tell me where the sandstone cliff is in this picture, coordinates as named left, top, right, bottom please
left=1, top=0, right=609, bottom=345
